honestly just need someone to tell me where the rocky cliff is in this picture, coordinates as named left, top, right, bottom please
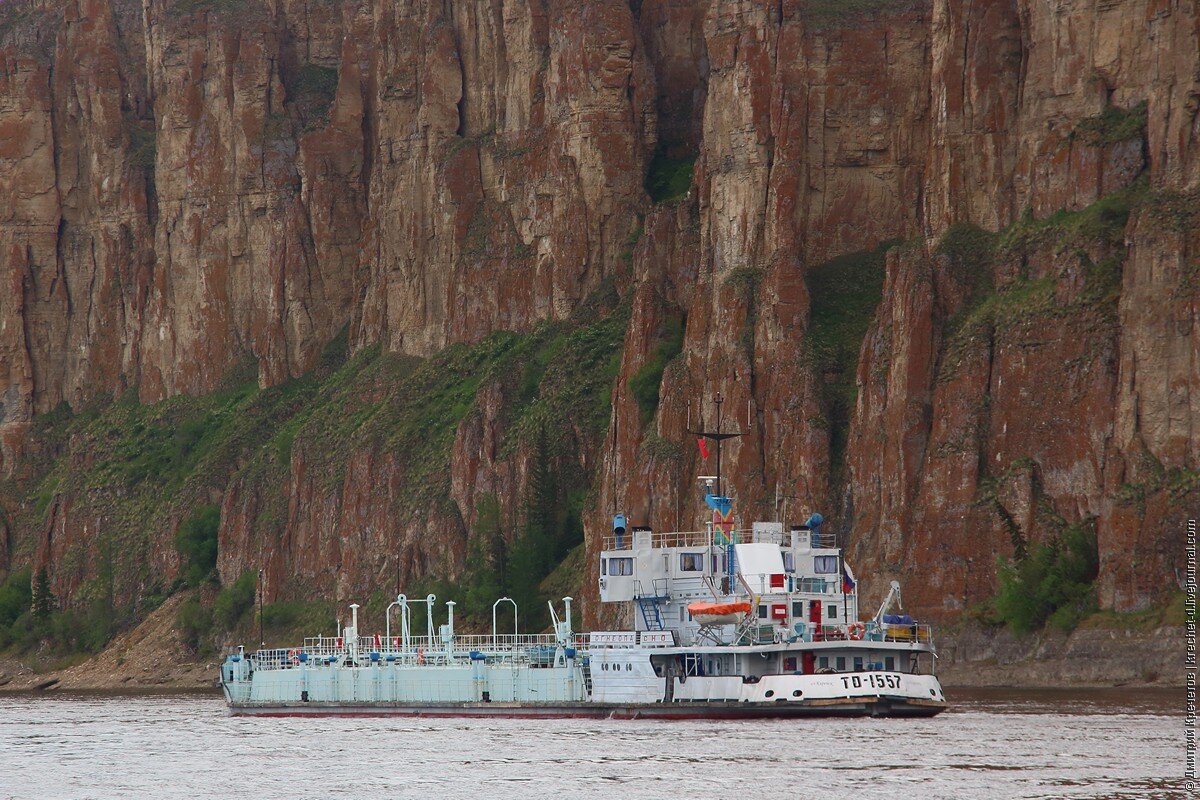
left=0, top=0, right=1196, bottom=640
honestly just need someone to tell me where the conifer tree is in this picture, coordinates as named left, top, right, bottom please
left=31, top=567, right=55, bottom=619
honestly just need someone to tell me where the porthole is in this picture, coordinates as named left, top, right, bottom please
left=764, top=690, right=775, bottom=698
left=792, top=690, right=803, bottom=698
left=626, top=663, right=632, bottom=671
left=930, top=689, right=936, bottom=697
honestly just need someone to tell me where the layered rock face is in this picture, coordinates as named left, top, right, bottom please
left=0, top=0, right=1196, bottom=625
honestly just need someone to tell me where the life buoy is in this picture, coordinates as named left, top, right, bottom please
left=288, top=648, right=301, bottom=665
left=416, top=647, right=425, bottom=666
left=847, top=622, right=866, bottom=641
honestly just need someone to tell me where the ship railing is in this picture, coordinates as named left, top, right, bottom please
left=808, top=531, right=838, bottom=549
left=603, top=527, right=793, bottom=551
left=795, top=623, right=933, bottom=644
left=793, top=577, right=839, bottom=594
left=602, top=529, right=708, bottom=550
left=245, top=633, right=595, bottom=670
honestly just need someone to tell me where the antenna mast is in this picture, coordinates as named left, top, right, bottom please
left=687, top=392, right=745, bottom=497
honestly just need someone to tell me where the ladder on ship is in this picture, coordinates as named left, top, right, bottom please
left=581, top=658, right=593, bottom=697
left=634, top=579, right=668, bottom=631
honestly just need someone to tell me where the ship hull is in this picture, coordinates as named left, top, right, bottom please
left=227, top=697, right=948, bottom=719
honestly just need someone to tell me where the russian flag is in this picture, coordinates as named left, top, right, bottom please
left=842, top=562, right=857, bottom=594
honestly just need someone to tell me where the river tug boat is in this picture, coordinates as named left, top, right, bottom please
left=221, top=399, right=947, bottom=718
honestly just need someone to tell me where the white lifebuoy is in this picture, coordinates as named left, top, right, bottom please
left=847, top=622, right=866, bottom=641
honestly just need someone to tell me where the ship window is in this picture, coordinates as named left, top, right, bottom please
left=836, top=656, right=846, bottom=671
left=680, top=553, right=704, bottom=572
left=791, top=601, right=803, bottom=617
left=680, top=607, right=686, bottom=622
left=885, top=656, right=895, bottom=671
left=818, top=656, right=829, bottom=669
left=782, top=552, right=795, bottom=572
left=854, top=656, right=863, bottom=672
left=601, top=559, right=607, bottom=576
left=814, top=556, right=838, bottom=573
left=611, top=557, right=633, bottom=576
left=758, top=605, right=768, bottom=619
left=828, top=604, right=838, bottom=620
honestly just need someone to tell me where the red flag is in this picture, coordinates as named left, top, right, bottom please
left=698, top=437, right=710, bottom=459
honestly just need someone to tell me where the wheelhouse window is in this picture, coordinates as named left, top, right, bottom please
left=814, top=555, right=838, bottom=573
left=782, top=552, right=795, bottom=573
left=679, top=552, right=704, bottom=572
left=610, top=557, right=633, bottom=576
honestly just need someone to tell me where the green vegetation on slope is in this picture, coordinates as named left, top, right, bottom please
left=645, top=145, right=696, bottom=204
left=990, top=520, right=1100, bottom=634
left=629, top=315, right=685, bottom=425
left=0, top=288, right=630, bottom=657
left=937, top=180, right=1145, bottom=382
left=291, top=63, right=339, bottom=130
left=1072, top=101, right=1148, bottom=146
left=175, top=504, right=220, bottom=588
left=805, top=241, right=894, bottom=478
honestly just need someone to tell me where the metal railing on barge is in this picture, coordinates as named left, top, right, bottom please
left=247, top=629, right=684, bottom=671
left=246, top=621, right=931, bottom=671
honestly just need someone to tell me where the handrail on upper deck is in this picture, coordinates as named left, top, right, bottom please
left=601, top=526, right=837, bottom=551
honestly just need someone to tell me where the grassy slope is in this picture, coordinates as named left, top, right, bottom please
left=0, top=289, right=629, bottom=656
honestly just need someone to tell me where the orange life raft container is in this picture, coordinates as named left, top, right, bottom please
left=687, top=601, right=753, bottom=626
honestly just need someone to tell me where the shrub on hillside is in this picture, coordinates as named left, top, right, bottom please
left=992, top=521, right=1099, bottom=633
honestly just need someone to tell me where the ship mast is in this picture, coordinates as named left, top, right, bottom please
left=687, top=392, right=745, bottom=497
left=688, top=392, right=748, bottom=593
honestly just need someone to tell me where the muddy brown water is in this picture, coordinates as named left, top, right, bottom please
left=0, top=687, right=1190, bottom=799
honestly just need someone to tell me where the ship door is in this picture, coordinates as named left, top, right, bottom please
left=809, top=600, right=823, bottom=641
left=802, top=652, right=815, bottom=675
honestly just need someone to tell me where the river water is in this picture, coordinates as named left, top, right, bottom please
left=0, top=687, right=1189, bottom=799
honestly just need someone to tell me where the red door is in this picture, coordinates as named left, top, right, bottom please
left=809, top=600, right=823, bottom=641
left=802, top=652, right=815, bottom=675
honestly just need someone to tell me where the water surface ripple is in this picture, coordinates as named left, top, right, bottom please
left=0, top=688, right=1188, bottom=799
